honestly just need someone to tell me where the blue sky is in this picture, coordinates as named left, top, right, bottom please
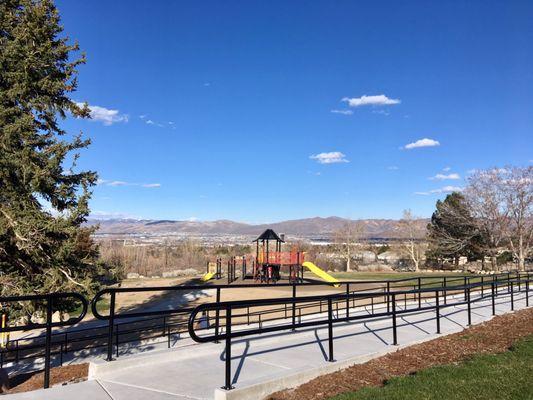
left=57, top=1, right=533, bottom=223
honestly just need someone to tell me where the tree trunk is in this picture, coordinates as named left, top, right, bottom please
left=491, top=256, right=497, bottom=272
left=346, top=257, right=351, bottom=272
left=518, top=236, right=525, bottom=271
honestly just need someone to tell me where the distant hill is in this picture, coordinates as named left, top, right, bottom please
left=87, top=216, right=428, bottom=239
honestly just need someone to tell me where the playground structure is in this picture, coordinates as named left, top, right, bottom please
left=202, top=228, right=339, bottom=285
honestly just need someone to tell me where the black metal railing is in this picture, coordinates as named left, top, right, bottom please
left=0, top=271, right=529, bottom=390
left=0, top=292, right=87, bottom=389
left=187, top=275, right=532, bottom=390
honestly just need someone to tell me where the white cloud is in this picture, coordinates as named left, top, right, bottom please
left=331, top=109, right=353, bottom=115
left=430, top=173, right=461, bottom=181
left=433, top=185, right=463, bottom=193
left=310, top=151, right=349, bottom=164
left=342, top=94, right=400, bottom=107
left=415, top=185, right=463, bottom=195
left=443, top=166, right=451, bottom=172
left=403, top=138, right=440, bottom=150
left=146, top=119, right=155, bottom=125
left=98, top=179, right=161, bottom=188
left=89, top=211, right=141, bottom=220
left=387, top=166, right=399, bottom=170
left=77, top=103, right=129, bottom=125
left=372, top=109, right=390, bottom=116
left=107, top=180, right=129, bottom=187
left=139, top=115, right=147, bottom=119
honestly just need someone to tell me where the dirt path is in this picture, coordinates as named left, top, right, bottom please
left=267, top=307, right=533, bottom=400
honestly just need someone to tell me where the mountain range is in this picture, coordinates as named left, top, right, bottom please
left=88, top=216, right=429, bottom=239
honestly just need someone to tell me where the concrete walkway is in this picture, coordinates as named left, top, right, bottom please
left=6, top=290, right=530, bottom=400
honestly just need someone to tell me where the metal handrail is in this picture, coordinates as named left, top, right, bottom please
left=0, top=271, right=528, bottom=388
left=0, top=292, right=88, bottom=389
left=187, top=276, right=531, bottom=390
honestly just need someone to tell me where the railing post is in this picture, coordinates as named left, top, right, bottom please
left=44, top=295, right=53, bottom=389
left=215, top=287, right=221, bottom=343
left=491, top=282, right=496, bottom=315
left=327, top=297, right=334, bottom=362
left=418, top=278, right=422, bottom=308
left=507, top=272, right=511, bottom=293
left=464, top=276, right=468, bottom=301
left=345, top=284, right=350, bottom=319
left=223, top=306, right=233, bottom=390
left=292, top=284, right=296, bottom=331
left=481, top=276, right=484, bottom=297
left=526, top=280, right=530, bottom=307
left=106, top=291, right=116, bottom=361
left=115, top=324, right=119, bottom=358
left=435, top=290, right=441, bottom=334
left=392, top=294, right=398, bottom=345
left=467, top=286, right=472, bottom=326
left=443, top=276, right=447, bottom=305
left=510, top=280, right=514, bottom=311
left=386, top=282, right=391, bottom=313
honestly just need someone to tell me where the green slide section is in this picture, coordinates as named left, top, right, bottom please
left=302, top=261, right=340, bottom=286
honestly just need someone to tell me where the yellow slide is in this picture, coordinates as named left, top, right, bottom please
left=201, top=272, right=215, bottom=282
left=302, top=262, right=340, bottom=287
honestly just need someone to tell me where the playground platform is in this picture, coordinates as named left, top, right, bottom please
left=5, top=290, right=530, bottom=400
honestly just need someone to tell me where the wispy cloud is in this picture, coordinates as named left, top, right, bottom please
left=403, top=138, right=440, bottom=150
left=342, top=94, right=400, bottom=108
left=107, top=180, right=129, bottom=187
left=443, top=166, right=451, bottom=172
left=429, top=173, right=461, bottom=181
left=142, top=116, right=175, bottom=129
left=89, top=211, right=141, bottom=220
left=387, top=166, right=399, bottom=170
left=372, top=109, right=390, bottom=116
left=97, top=179, right=161, bottom=188
left=77, top=103, right=129, bottom=126
left=310, top=151, right=349, bottom=164
left=331, top=109, right=353, bottom=115
left=415, top=185, right=463, bottom=195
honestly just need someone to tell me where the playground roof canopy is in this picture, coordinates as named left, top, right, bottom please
left=253, top=229, right=285, bottom=243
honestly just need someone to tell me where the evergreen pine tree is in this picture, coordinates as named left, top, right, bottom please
left=427, top=192, right=482, bottom=266
left=0, top=0, right=101, bottom=302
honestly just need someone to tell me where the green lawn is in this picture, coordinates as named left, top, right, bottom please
left=330, top=336, right=533, bottom=400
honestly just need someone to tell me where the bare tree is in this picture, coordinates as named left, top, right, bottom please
left=397, top=210, right=426, bottom=271
left=464, top=169, right=510, bottom=271
left=333, top=222, right=366, bottom=271
left=500, top=166, right=533, bottom=271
